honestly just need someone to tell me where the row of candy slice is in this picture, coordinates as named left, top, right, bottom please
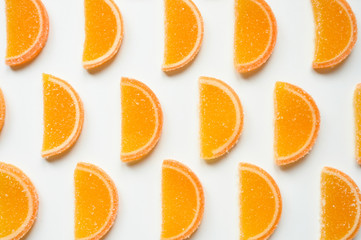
left=4, top=0, right=357, bottom=72
left=41, top=75, right=320, bottom=165
left=42, top=74, right=164, bottom=161
left=166, top=0, right=358, bottom=72
left=0, top=74, right=308, bottom=164
left=1, top=160, right=360, bottom=240
left=4, top=0, right=123, bottom=69
left=0, top=73, right=358, bottom=166
left=2, top=73, right=361, bottom=166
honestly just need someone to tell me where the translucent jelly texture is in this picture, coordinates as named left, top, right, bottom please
left=311, top=0, right=355, bottom=65
left=200, top=77, right=243, bottom=159
left=162, top=160, right=204, bottom=239
left=75, top=163, right=118, bottom=239
left=0, top=171, right=30, bottom=237
left=83, top=0, right=120, bottom=62
left=321, top=167, right=361, bottom=240
left=121, top=80, right=157, bottom=154
left=0, top=89, right=6, bottom=132
left=0, top=163, right=38, bottom=240
left=239, top=163, right=281, bottom=240
left=353, top=84, right=361, bottom=163
left=234, top=0, right=275, bottom=69
left=164, top=0, right=202, bottom=67
left=274, top=82, right=320, bottom=163
left=5, top=0, right=41, bottom=58
left=121, top=78, right=162, bottom=162
left=42, top=74, right=82, bottom=155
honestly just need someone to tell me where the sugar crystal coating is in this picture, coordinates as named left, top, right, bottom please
left=42, top=74, right=84, bottom=159
left=0, top=162, right=38, bottom=239
left=199, top=77, right=243, bottom=160
left=321, top=167, right=361, bottom=240
left=162, top=160, right=204, bottom=239
left=274, top=82, right=320, bottom=165
left=239, top=163, right=282, bottom=240
left=311, top=0, right=357, bottom=67
left=6, top=0, right=41, bottom=57
left=234, top=0, right=277, bottom=72
left=353, top=84, right=361, bottom=163
left=121, top=78, right=163, bottom=162
left=75, top=163, right=118, bottom=239
left=163, top=0, right=203, bottom=71
left=83, top=0, right=123, bottom=69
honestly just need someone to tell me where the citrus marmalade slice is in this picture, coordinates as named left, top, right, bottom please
left=5, top=0, right=49, bottom=66
left=121, top=77, right=163, bottom=162
left=163, top=0, right=204, bottom=72
left=42, top=74, right=84, bottom=159
left=0, top=89, right=6, bottom=132
left=162, top=160, right=204, bottom=240
left=274, top=82, right=320, bottom=165
left=0, top=162, right=39, bottom=240
left=321, top=167, right=361, bottom=240
left=353, top=84, right=361, bottom=164
left=311, top=0, right=357, bottom=69
left=83, top=0, right=124, bottom=70
left=199, top=76, right=244, bottom=160
left=75, top=162, right=118, bottom=240
left=234, top=0, right=277, bottom=73
left=239, top=162, right=282, bottom=240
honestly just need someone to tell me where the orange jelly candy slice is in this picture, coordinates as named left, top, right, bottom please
left=0, top=162, right=38, bottom=240
left=42, top=74, right=84, bottom=159
left=75, top=162, right=118, bottom=240
left=163, top=0, right=204, bottom=72
left=83, top=0, right=124, bottom=70
left=5, top=0, right=49, bottom=66
left=199, top=76, right=244, bottom=160
left=353, top=83, right=361, bottom=164
left=274, top=82, right=320, bottom=165
left=234, top=0, right=277, bottom=73
left=121, top=77, right=163, bottom=162
left=321, top=167, right=361, bottom=240
left=239, top=162, right=282, bottom=240
left=0, top=89, right=6, bottom=133
left=162, top=160, right=204, bottom=240
left=311, top=0, right=357, bottom=69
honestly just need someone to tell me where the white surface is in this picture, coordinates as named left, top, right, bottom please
left=0, top=0, right=360, bottom=239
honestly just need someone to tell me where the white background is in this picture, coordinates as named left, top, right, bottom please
left=0, top=0, right=361, bottom=239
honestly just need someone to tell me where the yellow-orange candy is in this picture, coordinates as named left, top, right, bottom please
left=163, top=0, right=203, bottom=72
left=311, top=0, right=357, bottom=69
left=321, top=167, right=361, bottom=240
left=239, top=162, right=282, bottom=240
left=0, top=89, right=6, bottom=133
left=199, top=76, right=243, bottom=160
left=353, top=84, right=361, bottom=163
left=162, top=160, right=204, bottom=240
left=234, top=0, right=277, bottom=73
left=42, top=74, right=84, bottom=159
left=75, top=162, right=118, bottom=240
left=121, top=77, right=163, bottom=162
left=5, top=0, right=49, bottom=66
left=83, top=0, right=123, bottom=69
left=274, top=82, right=320, bottom=165
left=0, top=162, right=38, bottom=240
